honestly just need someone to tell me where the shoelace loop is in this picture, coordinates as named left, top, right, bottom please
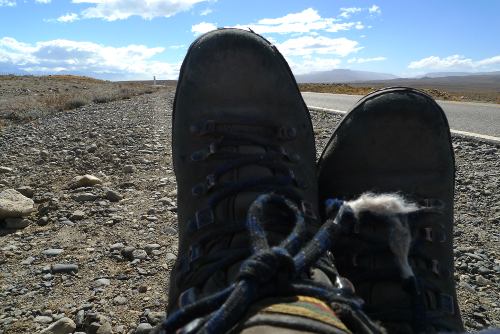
left=162, top=194, right=383, bottom=334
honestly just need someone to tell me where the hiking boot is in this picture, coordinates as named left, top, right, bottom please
left=317, top=87, right=464, bottom=333
left=167, top=28, right=320, bottom=330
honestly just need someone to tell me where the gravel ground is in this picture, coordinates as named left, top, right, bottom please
left=0, top=90, right=498, bottom=333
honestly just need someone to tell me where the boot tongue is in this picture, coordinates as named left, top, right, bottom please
left=204, top=144, right=292, bottom=295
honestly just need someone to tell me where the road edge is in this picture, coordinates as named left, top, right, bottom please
left=307, top=105, right=500, bottom=147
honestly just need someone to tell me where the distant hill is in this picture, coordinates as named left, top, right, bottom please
left=295, top=69, right=398, bottom=83
left=420, top=71, right=500, bottom=78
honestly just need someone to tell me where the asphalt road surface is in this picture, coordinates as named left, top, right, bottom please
left=302, top=92, right=500, bottom=139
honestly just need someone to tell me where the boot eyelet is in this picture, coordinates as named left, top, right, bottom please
left=191, top=184, right=206, bottom=197
left=431, top=259, right=440, bottom=276
left=424, top=227, right=434, bottom=242
left=195, top=208, right=214, bottom=229
left=206, top=174, right=217, bottom=189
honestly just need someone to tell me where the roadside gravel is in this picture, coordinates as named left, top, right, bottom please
left=0, top=90, right=498, bottom=333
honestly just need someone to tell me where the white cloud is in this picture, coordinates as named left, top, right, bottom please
left=191, top=22, right=217, bottom=35
left=408, top=55, right=500, bottom=70
left=229, top=8, right=364, bottom=34
left=348, top=56, right=386, bottom=64
left=200, top=8, right=212, bottom=16
left=368, top=5, right=381, bottom=14
left=0, top=37, right=180, bottom=79
left=339, top=7, right=362, bottom=19
left=276, top=36, right=362, bottom=57
left=0, top=0, right=16, bottom=6
left=69, top=0, right=209, bottom=21
left=35, top=0, right=51, bottom=3
left=288, top=57, right=342, bottom=75
left=57, top=13, right=79, bottom=23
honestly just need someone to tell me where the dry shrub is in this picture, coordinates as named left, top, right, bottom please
left=41, top=93, right=90, bottom=111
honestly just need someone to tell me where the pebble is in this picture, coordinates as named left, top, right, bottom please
left=52, top=264, right=79, bottom=274
left=144, top=244, right=161, bottom=254
left=70, top=210, right=86, bottom=221
left=110, top=242, right=125, bottom=251
left=0, top=166, right=13, bottom=173
left=43, top=248, right=64, bottom=257
left=74, top=193, right=98, bottom=202
left=21, top=256, right=36, bottom=265
left=93, top=278, right=111, bottom=287
left=146, top=311, right=165, bottom=325
left=123, top=165, right=135, bottom=173
left=135, top=322, right=153, bottom=334
left=35, top=315, right=54, bottom=324
left=121, top=246, right=136, bottom=260
left=105, top=189, right=123, bottom=202
left=70, top=174, right=102, bottom=189
left=132, top=249, right=148, bottom=260
left=113, top=295, right=128, bottom=305
left=16, top=185, right=35, bottom=198
left=40, top=317, right=76, bottom=334
left=165, top=252, right=177, bottom=261
left=4, top=217, right=31, bottom=229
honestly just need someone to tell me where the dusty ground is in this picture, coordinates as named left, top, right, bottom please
left=0, top=75, right=158, bottom=128
left=0, top=89, right=499, bottom=333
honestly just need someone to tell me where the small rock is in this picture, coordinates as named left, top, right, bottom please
left=4, top=217, right=31, bottom=229
left=0, top=166, right=13, bottom=174
left=96, top=321, right=113, bottom=334
left=87, top=144, right=98, bottom=153
left=123, top=165, right=135, bottom=173
left=164, top=226, right=177, bottom=235
left=135, top=322, right=153, bottom=334
left=105, top=189, right=123, bottom=202
left=93, top=278, right=111, bottom=287
left=121, top=246, right=136, bottom=260
left=52, top=264, right=79, bottom=274
left=40, top=317, right=76, bottom=334
left=475, top=275, right=491, bottom=286
left=70, top=210, right=86, bottom=221
left=15, top=186, right=35, bottom=198
left=74, top=193, right=98, bottom=202
left=138, top=285, right=148, bottom=293
left=43, top=248, right=64, bottom=257
left=132, top=249, right=148, bottom=260
left=0, top=189, right=35, bottom=219
left=144, top=244, right=161, bottom=255
left=110, top=243, right=125, bottom=251
left=35, top=315, right=54, bottom=324
left=165, top=252, right=177, bottom=261
left=37, top=216, right=50, bottom=226
left=21, top=256, right=36, bottom=265
left=146, top=311, right=165, bottom=325
left=113, top=295, right=127, bottom=305
left=70, top=174, right=102, bottom=189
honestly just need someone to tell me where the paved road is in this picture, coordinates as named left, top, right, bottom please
left=302, top=92, right=500, bottom=139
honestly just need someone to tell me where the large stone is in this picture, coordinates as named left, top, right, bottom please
left=41, top=317, right=76, bottom=334
left=0, top=189, right=35, bottom=219
left=70, top=174, right=102, bottom=189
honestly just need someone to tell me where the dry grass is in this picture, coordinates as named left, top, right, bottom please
left=0, top=75, right=164, bottom=127
left=299, top=83, right=500, bottom=104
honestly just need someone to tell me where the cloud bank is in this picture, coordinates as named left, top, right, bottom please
left=0, top=37, right=179, bottom=79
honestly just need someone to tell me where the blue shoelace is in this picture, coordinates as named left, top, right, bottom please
left=160, top=194, right=382, bottom=334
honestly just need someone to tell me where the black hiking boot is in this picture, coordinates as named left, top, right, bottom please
left=167, top=28, right=318, bottom=330
left=317, top=87, right=464, bottom=333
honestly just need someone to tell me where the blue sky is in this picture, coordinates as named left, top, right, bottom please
left=1, top=0, right=499, bottom=80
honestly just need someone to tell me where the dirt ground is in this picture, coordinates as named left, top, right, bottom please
left=0, top=86, right=498, bottom=333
